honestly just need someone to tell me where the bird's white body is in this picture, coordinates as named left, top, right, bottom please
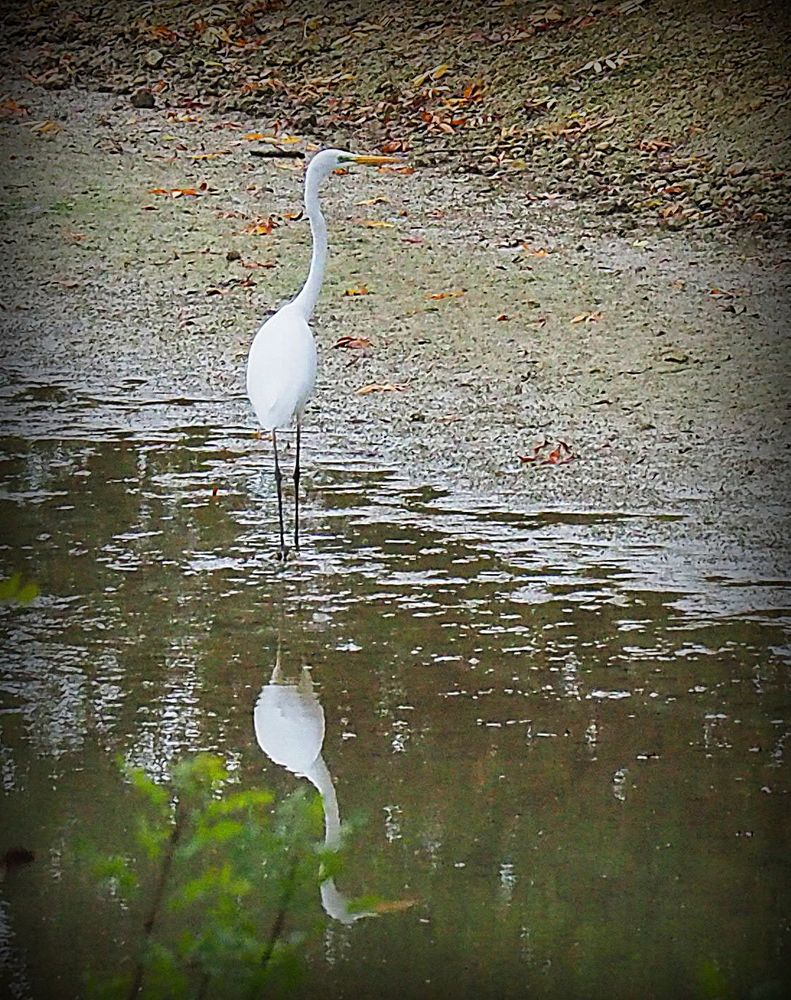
left=246, top=303, right=317, bottom=431
left=244, top=147, right=399, bottom=554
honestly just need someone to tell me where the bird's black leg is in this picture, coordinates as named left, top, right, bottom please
left=293, top=422, right=301, bottom=551
left=272, top=430, right=287, bottom=559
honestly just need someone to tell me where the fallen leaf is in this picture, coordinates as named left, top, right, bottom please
left=355, top=196, right=390, bottom=206
left=522, top=245, right=550, bottom=257
left=356, top=382, right=408, bottom=394
left=519, top=440, right=575, bottom=465
left=241, top=259, right=276, bottom=269
left=148, top=186, right=201, bottom=198
left=62, top=228, right=86, bottom=244
left=378, top=164, right=416, bottom=175
left=360, top=219, right=395, bottom=228
left=497, top=314, right=509, bottom=321
left=242, top=132, right=301, bottom=145
left=335, top=336, right=373, bottom=349
left=427, top=289, right=466, bottom=300
left=243, top=216, right=278, bottom=235
left=189, top=151, right=229, bottom=160
left=30, top=119, right=61, bottom=136
left=166, top=112, right=203, bottom=123
left=343, top=286, right=369, bottom=296
left=0, top=98, right=29, bottom=117
left=545, top=441, right=574, bottom=465
left=570, top=311, right=602, bottom=323
left=519, top=439, right=549, bottom=463
left=413, top=63, right=450, bottom=87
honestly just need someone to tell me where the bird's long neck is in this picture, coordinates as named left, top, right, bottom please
left=292, top=164, right=328, bottom=319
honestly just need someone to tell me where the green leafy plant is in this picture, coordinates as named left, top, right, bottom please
left=85, top=755, right=332, bottom=1000
left=0, top=573, right=39, bottom=605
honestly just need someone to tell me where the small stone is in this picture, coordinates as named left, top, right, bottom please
left=144, top=49, right=164, bottom=69
left=226, top=249, right=241, bottom=262
left=131, top=89, right=155, bottom=109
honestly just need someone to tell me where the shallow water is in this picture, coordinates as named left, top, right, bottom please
left=1, top=374, right=789, bottom=999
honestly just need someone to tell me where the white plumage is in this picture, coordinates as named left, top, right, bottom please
left=245, top=147, right=399, bottom=559
left=246, top=303, right=317, bottom=432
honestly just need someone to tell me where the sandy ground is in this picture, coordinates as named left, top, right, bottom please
left=0, top=84, right=789, bottom=583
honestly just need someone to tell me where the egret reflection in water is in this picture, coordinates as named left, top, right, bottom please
left=254, top=651, right=374, bottom=925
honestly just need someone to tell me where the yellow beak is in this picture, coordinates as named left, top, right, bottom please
left=351, top=154, right=402, bottom=165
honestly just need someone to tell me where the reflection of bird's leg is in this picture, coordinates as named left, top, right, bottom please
left=272, top=430, right=287, bottom=559
left=293, top=422, right=302, bottom=551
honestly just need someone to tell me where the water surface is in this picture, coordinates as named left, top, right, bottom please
left=1, top=375, right=789, bottom=999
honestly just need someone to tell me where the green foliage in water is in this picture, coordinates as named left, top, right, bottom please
left=0, top=573, right=39, bottom=605
left=84, top=754, right=332, bottom=1000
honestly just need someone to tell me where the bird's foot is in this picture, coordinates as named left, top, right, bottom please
left=275, top=544, right=290, bottom=563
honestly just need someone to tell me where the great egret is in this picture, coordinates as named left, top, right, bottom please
left=246, top=148, right=399, bottom=559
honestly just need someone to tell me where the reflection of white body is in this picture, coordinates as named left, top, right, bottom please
left=254, top=657, right=371, bottom=924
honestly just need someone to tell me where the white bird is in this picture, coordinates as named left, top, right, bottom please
left=246, top=148, right=399, bottom=559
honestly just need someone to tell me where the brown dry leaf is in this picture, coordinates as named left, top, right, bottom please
left=637, top=138, right=674, bottom=153
left=30, top=120, right=61, bottom=136
left=378, top=164, right=416, bottom=175
left=380, top=139, right=408, bottom=153
left=243, top=216, right=279, bottom=235
left=241, top=259, right=276, bottom=270
left=496, top=314, right=509, bottom=321
left=189, top=151, right=229, bottom=160
left=242, top=132, right=301, bottom=145
left=545, top=441, right=574, bottom=465
left=335, top=336, right=373, bottom=349
left=427, top=289, right=466, bottom=300
left=343, top=286, right=369, bottom=296
left=1, top=98, right=29, bottom=117
left=522, top=245, right=550, bottom=257
left=519, top=440, right=575, bottom=465
left=355, top=196, right=390, bottom=207
left=148, top=186, right=201, bottom=198
left=462, top=79, right=485, bottom=101
left=570, top=311, right=602, bottom=323
left=62, top=229, right=86, bottom=244
left=360, top=219, right=395, bottom=228
left=413, top=63, right=450, bottom=87
left=356, top=382, right=408, bottom=394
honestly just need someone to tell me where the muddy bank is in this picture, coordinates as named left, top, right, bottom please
left=0, top=83, right=789, bottom=583
left=1, top=0, right=790, bottom=230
